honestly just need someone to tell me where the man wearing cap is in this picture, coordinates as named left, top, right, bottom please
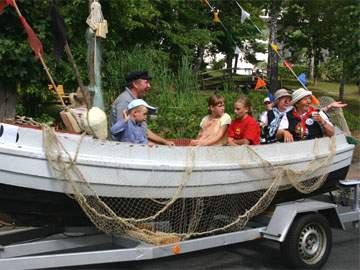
left=109, top=71, right=174, bottom=145
left=277, top=88, right=334, bottom=142
left=259, top=97, right=273, bottom=126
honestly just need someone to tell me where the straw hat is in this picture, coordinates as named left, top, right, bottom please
left=274, top=89, right=291, bottom=101
left=291, top=88, right=312, bottom=105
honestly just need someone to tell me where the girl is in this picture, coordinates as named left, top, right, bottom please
left=227, top=96, right=260, bottom=146
left=190, top=94, right=231, bottom=146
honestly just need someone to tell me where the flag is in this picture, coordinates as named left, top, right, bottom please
left=212, top=9, right=221, bottom=23
left=255, top=77, right=266, bottom=90
left=49, top=0, right=68, bottom=61
left=19, top=16, right=44, bottom=58
left=311, top=95, right=320, bottom=105
left=298, top=73, right=307, bottom=86
left=202, top=0, right=209, bottom=6
left=268, top=92, right=275, bottom=102
left=283, top=60, right=294, bottom=69
left=0, top=0, right=14, bottom=14
left=234, top=45, right=241, bottom=55
left=270, top=43, right=279, bottom=55
left=235, top=1, right=250, bottom=23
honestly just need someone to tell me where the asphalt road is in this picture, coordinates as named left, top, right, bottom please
left=58, top=220, right=359, bottom=270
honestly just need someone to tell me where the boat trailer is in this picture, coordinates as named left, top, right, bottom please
left=0, top=180, right=359, bottom=270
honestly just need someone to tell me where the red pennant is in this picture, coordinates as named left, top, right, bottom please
left=19, top=16, right=44, bottom=58
left=202, top=0, right=210, bottom=6
left=283, top=60, right=294, bottom=69
left=255, top=77, right=266, bottom=90
left=0, top=0, right=8, bottom=14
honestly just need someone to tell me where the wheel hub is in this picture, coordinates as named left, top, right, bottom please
left=298, top=224, right=326, bottom=264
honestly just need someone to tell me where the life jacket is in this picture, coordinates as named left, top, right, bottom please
left=286, top=107, right=323, bottom=141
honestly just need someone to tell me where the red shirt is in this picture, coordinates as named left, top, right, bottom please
left=227, top=115, right=260, bottom=145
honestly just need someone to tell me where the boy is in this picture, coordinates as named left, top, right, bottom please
left=110, top=99, right=156, bottom=144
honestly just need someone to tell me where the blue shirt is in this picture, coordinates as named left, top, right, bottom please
left=110, top=118, right=148, bottom=144
left=109, top=87, right=147, bottom=140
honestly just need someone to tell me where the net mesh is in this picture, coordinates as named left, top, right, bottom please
left=15, top=97, right=347, bottom=245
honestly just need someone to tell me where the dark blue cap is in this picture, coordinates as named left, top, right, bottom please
left=125, top=71, right=152, bottom=83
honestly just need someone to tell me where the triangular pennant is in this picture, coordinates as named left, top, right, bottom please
left=255, top=77, right=266, bottom=90
left=49, top=0, right=68, bottom=61
left=270, top=43, right=279, bottom=54
left=298, top=73, right=307, bottom=86
left=19, top=16, right=44, bottom=58
left=311, top=95, right=320, bottom=105
left=234, top=46, right=241, bottom=55
left=235, top=1, right=250, bottom=23
left=212, top=9, right=221, bottom=23
left=283, top=60, right=294, bottom=69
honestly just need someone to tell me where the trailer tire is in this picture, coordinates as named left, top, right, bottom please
left=280, top=213, right=332, bottom=269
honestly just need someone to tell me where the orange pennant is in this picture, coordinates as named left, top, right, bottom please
left=255, top=77, right=266, bottom=90
left=311, top=95, right=320, bottom=105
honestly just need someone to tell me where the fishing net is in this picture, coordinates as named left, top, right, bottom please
left=25, top=96, right=345, bottom=245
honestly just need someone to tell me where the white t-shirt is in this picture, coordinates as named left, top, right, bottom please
left=278, top=110, right=333, bottom=130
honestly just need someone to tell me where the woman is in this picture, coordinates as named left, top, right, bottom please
left=261, top=89, right=291, bottom=143
left=277, top=88, right=335, bottom=142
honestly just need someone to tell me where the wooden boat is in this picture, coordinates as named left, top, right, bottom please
left=0, top=122, right=355, bottom=225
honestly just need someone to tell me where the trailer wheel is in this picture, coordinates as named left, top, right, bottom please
left=280, top=213, right=332, bottom=269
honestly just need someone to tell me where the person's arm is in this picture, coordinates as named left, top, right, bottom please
left=276, top=114, right=294, bottom=142
left=110, top=119, right=126, bottom=136
left=321, top=101, right=347, bottom=113
left=196, top=125, right=228, bottom=146
left=313, top=112, right=335, bottom=137
left=227, top=137, right=250, bottom=146
left=147, top=129, right=175, bottom=146
left=276, top=129, right=294, bottom=142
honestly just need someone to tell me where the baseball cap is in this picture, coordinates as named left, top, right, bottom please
left=127, top=99, right=156, bottom=114
left=263, top=97, right=271, bottom=103
left=125, top=71, right=152, bottom=83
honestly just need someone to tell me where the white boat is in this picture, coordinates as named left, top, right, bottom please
left=0, top=122, right=355, bottom=224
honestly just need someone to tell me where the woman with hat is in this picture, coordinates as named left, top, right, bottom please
left=277, top=88, right=335, bottom=142
left=261, top=88, right=292, bottom=143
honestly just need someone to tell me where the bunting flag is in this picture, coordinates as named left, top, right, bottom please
left=212, top=9, right=221, bottom=23
left=268, top=92, right=275, bottom=102
left=19, top=16, right=44, bottom=58
left=0, top=0, right=14, bottom=14
left=234, top=1, right=250, bottom=23
left=270, top=43, right=279, bottom=55
left=49, top=0, right=68, bottom=61
left=255, top=77, right=266, bottom=90
left=234, top=45, right=241, bottom=55
left=298, top=73, right=307, bottom=86
left=283, top=60, right=294, bottom=69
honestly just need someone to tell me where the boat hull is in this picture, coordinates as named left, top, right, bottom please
left=0, top=124, right=355, bottom=199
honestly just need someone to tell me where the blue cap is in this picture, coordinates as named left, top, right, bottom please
left=127, top=99, right=156, bottom=114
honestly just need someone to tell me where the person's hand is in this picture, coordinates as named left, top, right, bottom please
left=330, top=101, right=347, bottom=109
left=190, top=139, right=199, bottom=146
left=164, top=140, right=175, bottom=146
left=148, top=141, right=155, bottom=147
left=122, top=109, right=129, bottom=122
left=312, top=112, right=326, bottom=126
left=283, top=130, right=294, bottom=143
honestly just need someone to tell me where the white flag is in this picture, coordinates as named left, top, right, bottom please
left=235, top=1, right=250, bottom=23
left=234, top=46, right=241, bottom=55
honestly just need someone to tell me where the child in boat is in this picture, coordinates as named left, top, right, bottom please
left=110, top=99, right=156, bottom=144
left=227, top=96, right=260, bottom=146
left=190, top=94, right=231, bottom=146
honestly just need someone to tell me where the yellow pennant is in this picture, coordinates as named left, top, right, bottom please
left=271, top=43, right=279, bottom=54
left=212, top=10, right=221, bottom=23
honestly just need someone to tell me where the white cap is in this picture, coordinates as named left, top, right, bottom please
left=127, top=99, right=156, bottom=114
left=291, top=88, right=312, bottom=105
left=263, top=97, right=271, bottom=103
